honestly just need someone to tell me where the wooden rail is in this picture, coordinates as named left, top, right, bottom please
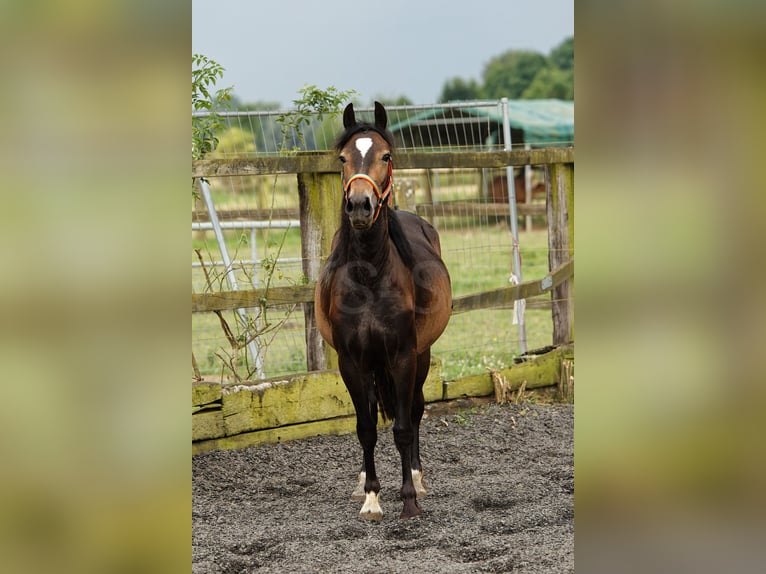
left=192, top=146, right=574, bottom=370
left=192, top=147, right=574, bottom=178
left=191, top=259, right=573, bottom=315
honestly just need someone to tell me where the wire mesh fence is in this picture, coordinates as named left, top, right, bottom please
left=192, top=101, right=573, bottom=381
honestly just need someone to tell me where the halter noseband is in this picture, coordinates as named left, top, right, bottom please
left=343, top=159, right=394, bottom=224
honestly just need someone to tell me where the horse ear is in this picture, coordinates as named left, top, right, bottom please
left=343, top=103, right=356, bottom=128
left=374, top=101, right=387, bottom=130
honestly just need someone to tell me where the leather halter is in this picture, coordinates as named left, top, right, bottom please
left=343, top=159, right=394, bottom=224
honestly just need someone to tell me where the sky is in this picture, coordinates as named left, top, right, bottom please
left=192, top=0, right=573, bottom=108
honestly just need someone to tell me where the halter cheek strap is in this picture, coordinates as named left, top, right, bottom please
left=343, top=160, right=394, bottom=223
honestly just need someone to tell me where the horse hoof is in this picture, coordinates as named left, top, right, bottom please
left=359, top=491, right=383, bottom=521
left=399, top=499, right=422, bottom=520
left=360, top=508, right=383, bottom=521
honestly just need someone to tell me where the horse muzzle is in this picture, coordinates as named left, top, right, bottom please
left=345, top=191, right=377, bottom=229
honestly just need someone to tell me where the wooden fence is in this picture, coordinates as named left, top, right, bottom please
left=192, top=147, right=573, bottom=451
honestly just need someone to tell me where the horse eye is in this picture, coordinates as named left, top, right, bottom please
left=338, top=156, right=346, bottom=164
left=382, top=153, right=391, bottom=162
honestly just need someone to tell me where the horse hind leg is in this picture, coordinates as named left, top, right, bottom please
left=410, top=349, right=430, bottom=499
left=351, top=468, right=366, bottom=501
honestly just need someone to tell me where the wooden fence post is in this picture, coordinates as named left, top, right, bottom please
left=546, top=163, right=574, bottom=345
left=298, top=172, right=341, bottom=371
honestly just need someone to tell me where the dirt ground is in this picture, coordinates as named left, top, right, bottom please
left=192, top=401, right=574, bottom=573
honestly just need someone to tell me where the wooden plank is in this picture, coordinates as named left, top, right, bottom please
left=193, top=261, right=572, bottom=314
left=443, top=345, right=573, bottom=400
left=192, top=381, right=222, bottom=407
left=192, top=410, right=225, bottom=442
left=451, top=259, right=573, bottom=314
left=189, top=350, right=570, bottom=449
left=423, top=357, right=443, bottom=403
left=192, top=284, right=314, bottom=313
left=443, top=372, right=494, bottom=399
left=192, top=414, right=364, bottom=454
left=192, top=148, right=574, bottom=178
left=220, top=370, right=356, bottom=435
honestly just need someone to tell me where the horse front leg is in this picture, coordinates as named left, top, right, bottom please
left=339, top=357, right=382, bottom=521
left=391, top=351, right=421, bottom=519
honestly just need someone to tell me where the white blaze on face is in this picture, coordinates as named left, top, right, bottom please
left=355, top=137, right=373, bottom=159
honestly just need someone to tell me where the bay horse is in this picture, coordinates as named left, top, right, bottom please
left=315, top=102, right=452, bottom=520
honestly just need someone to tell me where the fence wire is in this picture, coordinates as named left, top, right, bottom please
left=192, top=102, right=572, bottom=382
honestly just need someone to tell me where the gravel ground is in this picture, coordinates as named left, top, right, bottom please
left=193, top=402, right=573, bottom=573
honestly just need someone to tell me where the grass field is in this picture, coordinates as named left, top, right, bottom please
left=192, top=173, right=554, bottom=381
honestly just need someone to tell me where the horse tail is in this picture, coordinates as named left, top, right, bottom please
left=372, top=366, right=397, bottom=422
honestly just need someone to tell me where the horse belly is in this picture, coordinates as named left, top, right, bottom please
left=414, top=272, right=452, bottom=353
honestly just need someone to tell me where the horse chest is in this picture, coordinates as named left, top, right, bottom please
left=330, top=278, right=415, bottom=359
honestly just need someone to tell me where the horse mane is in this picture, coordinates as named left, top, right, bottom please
left=334, top=122, right=395, bottom=152
left=387, top=208, right=414, bottom=269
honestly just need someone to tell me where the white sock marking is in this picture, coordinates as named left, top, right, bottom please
left=412, top=469, right=427, bottom=497
left=355, top=137, right=373, bottom=159
left=351, top=471, right=366, bottom=500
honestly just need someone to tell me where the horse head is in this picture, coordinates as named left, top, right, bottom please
left=336, top=102, right=395, bottom=230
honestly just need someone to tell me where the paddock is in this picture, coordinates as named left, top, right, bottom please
left=192, top=401, right=573, bottom=573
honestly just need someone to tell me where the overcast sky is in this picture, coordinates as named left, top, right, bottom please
left=192, top=0, right=573, bottom=108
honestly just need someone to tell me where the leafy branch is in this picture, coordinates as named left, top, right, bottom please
left=192, top=53, right=233, bottom=161
left=276, top=84, right=358, bottom=152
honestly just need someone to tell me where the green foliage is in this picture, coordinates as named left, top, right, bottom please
left=483, top=50, right=548, bottom=99
left=437, top=36, right=574, bottom=101
left=276, top=84, right=358, bottom=151
left=438, top=77, right=485, bottom=103
left=192, top=53, right=233, bottom=160
left=549, top=36, right=574, bottom=71
left=522, top=67, right=573, bottom=100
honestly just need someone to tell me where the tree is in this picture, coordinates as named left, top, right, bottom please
left=482, top=50, right=548, bottom=99
left=438, top=77, right=484, bottom=102
left=522, top=67, right=573, bottom=100
left=436, top=36, right=574, bottom=103
left=549, top=36, right=574, bottom=71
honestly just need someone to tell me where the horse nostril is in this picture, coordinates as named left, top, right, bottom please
left=346, top=195, right=373, bottom=216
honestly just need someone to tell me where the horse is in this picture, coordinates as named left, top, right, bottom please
left=315, top=102, right=452, bottom=520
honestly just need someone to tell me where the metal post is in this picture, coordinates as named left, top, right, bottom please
left=250, top=227, right=258, bottom=288
left=198, top=177, right=264, bottom=378
left=524, top=143, right=533, bottom=233
left=500, top=98, right=527, bottom=354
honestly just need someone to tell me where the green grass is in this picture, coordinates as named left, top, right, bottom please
left=192, top=173, right=556, bottom=382
left=192, top=226, right=553, bottom=382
